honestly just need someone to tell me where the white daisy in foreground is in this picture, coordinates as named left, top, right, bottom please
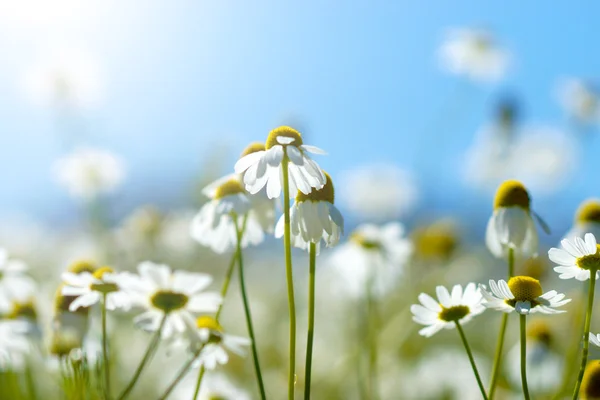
left=439, top=27, right=509, bottom=82
left=0, top=249, right=36, bottom=313
left=275, top=172, right=344, bottom=253
left=54, top=147, right=125, bottom=201
left=480, top=276, right=570, bottom=315
left=549, top=233, right=600, bottom=281
left=0, top=320, right=30, bottom=368
left=234, top=126, right=326, bottom=199
left=61, top=266, right=132, bottom=311
left=559, top=79, right=600, bottom=125
left=486, top=179, right=543, bottom=259
left=411, top=283, right=484, bottom=337
left=566, top=200, right=600, bottom=241
left=122, top=262, right=221, bottom=338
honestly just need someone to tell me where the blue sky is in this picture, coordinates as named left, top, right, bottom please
left=0, top=1, right=599, bottom=236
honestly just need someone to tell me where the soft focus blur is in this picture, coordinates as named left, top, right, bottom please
left=1, top=1, right=600, bottom=399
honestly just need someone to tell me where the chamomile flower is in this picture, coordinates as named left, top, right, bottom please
left=61, top=266, right=131, bottom=312
left=549, top=233, right=600, bottom=281
left=566, top=200, right=600, bottom=240
left=559, top=79, right=600, bottom=125
left=480, top=276, right=570, bottom=315
left=439, top=28, right=509, bottom=82
left=123, top=262, right=221, bottom=338
left=5, top=299, right=42, bottom=341
left=0, top=320, right=30, bottom=369
left=0, top=249, right=36, bottom=313
left=486, top=180, right=542, bottom=259
left=580, top=360, right=600, bottom=400
left=234, top=126, right=326, bottom=199
left=411, top=283, right=484, bottom=337
left=275, top=172, right=344, bottom=253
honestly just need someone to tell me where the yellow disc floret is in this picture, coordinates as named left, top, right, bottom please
left=493, top=180, right=531, bottom=210
left=296, top=172, right=334, bottom=203
left=576, top=245, right=600, bottom=271
left=7, top=299, right=37, bottom=321
left=520, top=257, right=547, bottom=280
left=214, top=179, right=245, bottom=200
left=438, top=305, right=470, bottom=322
left=508, top=276, right=543, bottom=302
left=412, top=221, right=459, bottom=261
left=68, top=260, right=98, bottom=275
left=93, top=266, right=114, bottom=280
left=196, top=316, right=223, bottom=332
left=581, top=360, right=600, bottom=400
left=151, top=290, right=189, bottom=313
left=265, top=126, right=303, bottom=149
left=350, top=232, right=381, bottom=251
left=527, top=320, right=553, bottom=346
left=576, top=199, right=600, bottom=225
left=240, top=142, right=266, bottom=158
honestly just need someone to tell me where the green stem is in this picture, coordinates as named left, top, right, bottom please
left=192, top=368, right=206, bottom=400
left=520, top=314, right=531, bottom=400
left=572, top=269, right=597, bottom=400
left=102, top=294, right=111, bottom=400
left=117, top=313, right=168, bottom=400
left=304, top=242, right=317, bottom=400
left=25, top=359, right=37, bottom=400
left=157, top=349, right=202, bottom=400
left=455, top=321, right=489, bottom=400
left=488, top=247, right=515, bottom=399
left=366, top=268, right=379, bottom=400
left=282, top=157, right=297, bottom=400
left=234, top=216, right=267, bottom=400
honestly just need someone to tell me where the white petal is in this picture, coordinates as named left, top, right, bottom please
left=436, top=286, right=452, bottom=308
left=286, top=146, right=304, bottom=165
left=234, top=151, right=264, bottom=173
left=300, top=145, right=327, bottom=155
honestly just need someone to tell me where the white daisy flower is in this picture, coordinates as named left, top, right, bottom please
left=0, top=320, right=30, bottom=369
left=549, top=233, right=600, bottom=281
left=411, top=283, right=485, bottom=337
left=5, top=299, right=42, bottom=342
left=53, top=147, right=125, bottom=201
left=275, top=172, right=344, bottom=253
left=0, top=249, right=36, bottom=313
left=566, top=200, right=600, bottom=241
left=61, top=266, right=132, bottom=312
left=121, top=262, right=221, bottom=338
left=486, top=180, right=544, bottom=259
left=439, top=28, right=509, bottom=82
left=480, top=276, right=570, bottom=315
left=234, top=126, right=326, bottom=199
left=559, top=79, right=600, bottom=124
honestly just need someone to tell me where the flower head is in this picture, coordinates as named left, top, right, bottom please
left=559, top=79, right=600, bottom=125
left=61, top=266, right=132, bottom=312
left=549, top=233, right=600, bottom=281
left=0, top=320, right=30, bottom=368
left=0, top=249, right=36, bottom=314
left=581, top=360, right=600, bottom=400
left=480, top=276, right=570, bottom=315
left=566, top=200, right=600, bottom=241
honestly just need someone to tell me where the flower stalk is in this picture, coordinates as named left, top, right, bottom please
left=304, top=242, right=317, bottom=400
left=520, top=314, right=531, bottom=400
left=573, top=268, right=597, bottom=400
left=455, top=321, right=488, bottom=400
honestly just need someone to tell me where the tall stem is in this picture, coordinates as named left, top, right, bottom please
left=102, top=294, right=111, bottom=399
left=304, top=242, right=317, bottom=400
left=520, top=314, right=531, bottom=400
left=192, top=367, right=206, bottom=400
left=282, top=157, right=297, bottom=400
left=117, top=313, right=167, bottom=400
left=455, top=321, right=489, bottom=400
left=234, top=216, right=267, bottom=400
left=572, top=269, right=597, bottom=400
left=157, top=348, right=202, bottom=400
left=366, top=271, right=379, bottom=400
left=488, top=247, right=515, bottom=399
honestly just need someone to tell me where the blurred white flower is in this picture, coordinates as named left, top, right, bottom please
left=559, top=79, right=600, bottom=124
left=61, top=267, right=132, bottom=312
left=0, top=249, right=36, bottom=313
left=566, top=199, right=600, bottom=240
left=0, top=320, right=30, bottom=370
left=171, top=373, right=250, bottom=400
left=339, top=164, right=417, bottom=222
left=439, top=28, right=509, bottom=82
left=53, top=147, right=125, bottom=200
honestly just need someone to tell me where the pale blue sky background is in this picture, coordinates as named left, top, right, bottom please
left=0, top=1, right=598, bottom=235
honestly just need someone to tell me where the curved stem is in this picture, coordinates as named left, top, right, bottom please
left=117, top=313, right=168, bottom=400
left=234, top=216, right=267, bottom=400
left=282, top=157, right=297, bottom=400
left=455, top=321, right=489, bottom=400
left=520, top=314, right=531, bottom=400
left=304, top=243, right=317, bottom=400
left=488, top=247, right=515, bottom=399
left=573, top=269, right=597, bottom=400
left=102, top=294, right=111, bottom=399
left=158, top=349, right=202, bottom=400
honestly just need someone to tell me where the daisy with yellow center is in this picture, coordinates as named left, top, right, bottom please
left=0, top=248, right=35, bottom=314
left=580, top=361, right=600, bottom=400
left=566, top=200, right=600, bottom=241
left=234, top=126, right=326, bottom=199
left=549, top=233, right=600, bottom=281
left=61, top=266, right=131, bottom=311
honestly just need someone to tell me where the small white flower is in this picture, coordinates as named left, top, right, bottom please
left=565, top=200, right=600, bottom=242
left=0, top=249, right=36, bottom=313
left=0, top=320, right=30, bottom=369
left=122, top=262, right=221, bottom=338
left=549, top=233, right=600, bottom=281
left=559, top=79, right=600, bottom=124
left=54, top=147, right=125, bottom=200
left=411, top=283, right=484, bottom=337
left=480, top=276, right=570, bottom=315
left=439, top=28, right=509, bottom=82
left=61, top=267, right=132, bottom=312
left=234, top=126, right=326, bottom=199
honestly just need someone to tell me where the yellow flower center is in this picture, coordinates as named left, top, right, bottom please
left=581, top=360, right=600, bottom=400
left=214, top=179, right=245, bottom=200
left=93, top=266, right=114, bottom=280
left=151, top=290, right=189, bottom=313
left=438, top=305, right=470, bottom=322
left=89, top=266, right=119, bottom=294
left=493, top=180, right=530, bottom=210
left=295, top=172, right=334, bottom=203
left=576, top=200, right=600, bottom=224
left=265, top=126, right=303, bottom=149
left=412, top=221, right=458, bottom=261
left=520, top=257, right=547, bottom=281
left=350, top=232, right=381, bottom=251
left=196, top=316, right=224, bottom=344
left=508, top=276, right=543, bottom=302
left=576, top=245, right=600, bottom=271
left=240, top=142, right=266, bottom=158
left=527, top=320, right=553, bottom=346
left=7, top=300, right=37, bottom=321
left=68, top=260, right=98, bottom=274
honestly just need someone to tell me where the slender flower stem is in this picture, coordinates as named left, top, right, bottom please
left=101, top=294, right=111, bottom=400
left=488, top=247, right=515, bottom=399
left=304, top=242, right=317, bottom=400
left=25, top=360, right=37, bottom=400
left=234, top=217, right=267, bottom=400
left=520, top=314, right=531, bottom=400
left=455, top=321, right=489, bottom=400
left=366, top=271, right=379, bottom=400
left=573, top=269, right=597, bottom=400
left=158, top=348, right=202, bottom=400
left=117, top=314, right=168, bottom=400
left=282, top=157, right=297, bottom=400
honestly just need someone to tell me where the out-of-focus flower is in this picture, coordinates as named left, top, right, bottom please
left=339, top=164, right=417, bottom=222
left=580, top=360, right=600, bottom=400
left=122, top=262, right=221, bottom=338
left=486, top=180, right=540, bottom=259
left=480, top=276, right=570, bottom=314
left=412, top=219, right=460, bottom=262
left=439, top=28, right=509, bottom=82
left=234, top=126, right=326, bottom=199
left=411, top=283, right=484, bottom=337
left=549, top=233, right=600, bottom=281
left=275, top=172, right=344, bottom=253
left=0, top=320, right=30, bottom=369
left=5, top=299, right=42, bottom=341
left=559, top=79, right=600, bottom=125
left=566, top=200, right=600, bottom=240
left=0, top=249, right=36, bottom=313
left=53, top=147, right=125, bottom=201
left=61, top=266, right=132, bottom=312
left=171, top=373, right=250, bottom=400
left=327, top=222, right=412, bottom=298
